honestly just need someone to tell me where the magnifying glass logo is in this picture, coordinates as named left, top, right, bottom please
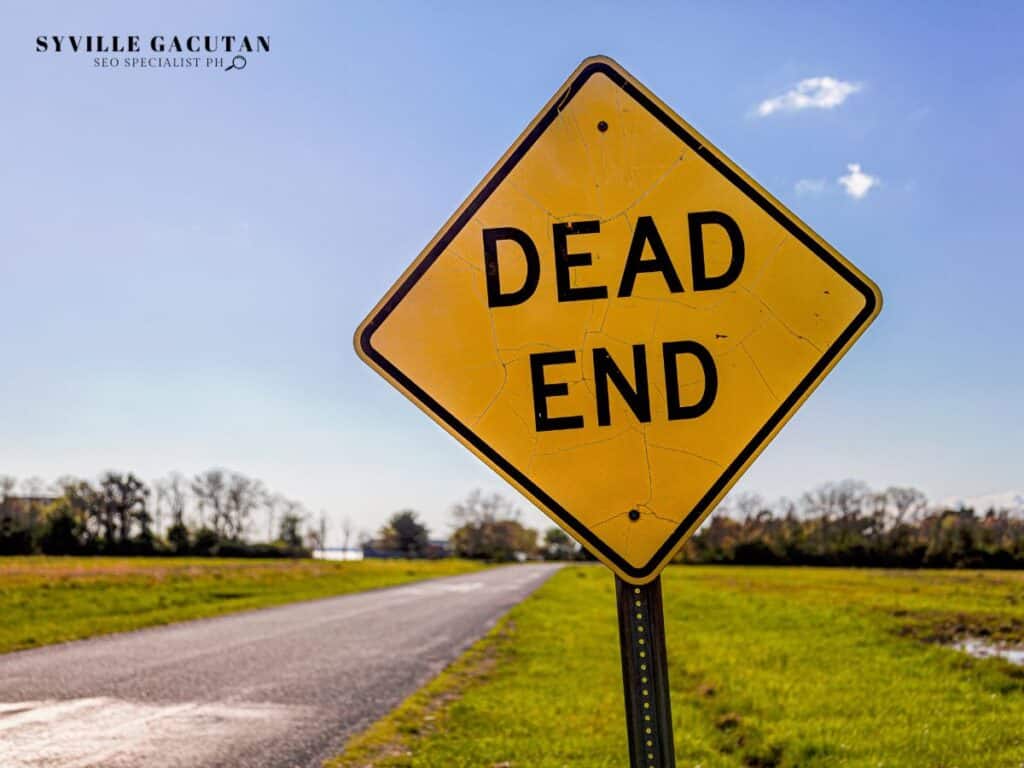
left=225, top=55, right=247, bottom=72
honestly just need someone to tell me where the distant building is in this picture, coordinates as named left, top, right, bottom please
left=312, top=547, right=364, bottom=562
left=425, top=539, right=453, bottom=558
left=361, top=538, right=453, bottom=559
left=360, top=543, right=405, bottom=560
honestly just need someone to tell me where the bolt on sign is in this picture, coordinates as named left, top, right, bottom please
left=355, top=56, right=881, bottom=585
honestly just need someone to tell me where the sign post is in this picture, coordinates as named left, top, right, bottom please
left=617, top=576, right=675, bottom=768
left=355, top=55, right=881, bottom=762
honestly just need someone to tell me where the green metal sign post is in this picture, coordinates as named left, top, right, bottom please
left=616, top=576, right=676, bottom=768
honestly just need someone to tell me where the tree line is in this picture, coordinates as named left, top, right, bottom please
left=4, top=472, right=1021, bottom=568
left=365, top=490, right=558, bottom=562
left=370, top=481, right=1024, bottom=569
left=367, top=489, right=591, bottom=563
left=0, top=471, right=321, bottom=557
left=680, top=481, right=1024, bottom=568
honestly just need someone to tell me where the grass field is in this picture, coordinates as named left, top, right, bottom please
left=331, top=565, right=1024, bottom=768
left=0, top=556, right=483, bottom=655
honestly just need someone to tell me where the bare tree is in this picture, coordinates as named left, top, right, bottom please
left=154, top=473, right=190, bottom=536
left=450, top=490, right=536, bottom=561
left=776, top=496, right=799, bottom=518
left=167, top=473, right=189, bottom=528
left=191, top=469, right=226, bottom=530
left=341, top=514, right=355, bottom=554
left=97, top=472, right=150, bottom=545
left=801, top=480, right=870, bottom=554
left=191, top=470, right=270, bottom=541
left=1, top=475, right=18, bottom=502
left=451, top=489, right=522, bottom=526
left=732, top=492, right=767, bottom=522
left=803, top=480, right=869, bottom=520
left=152, top=480, right=168, bottom=536
left=886, top=486, right=928, bottom=527
left=54, top=476, right=81, bottom=494
left=17, top=476, right=49, bottom=531
left=306, top=512, right=327, bottom=552
left=20, top=476, right=48, bottom=497
left=262, top=493, right=285, bottom=542
left=223, top=474, right=263, bottom=540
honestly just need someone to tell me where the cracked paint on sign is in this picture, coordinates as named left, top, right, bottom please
left=355, top=56, right=881, bottom=583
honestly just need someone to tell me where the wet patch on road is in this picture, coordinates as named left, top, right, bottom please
left=0, top=697, right=313, bottom=768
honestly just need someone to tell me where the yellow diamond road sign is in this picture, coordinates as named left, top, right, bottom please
left=355, top=56, right=882, bottom=583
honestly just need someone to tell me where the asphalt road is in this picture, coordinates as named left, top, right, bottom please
left=0, top=563, right=562, bottom=768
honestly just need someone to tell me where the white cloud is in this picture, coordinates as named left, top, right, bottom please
left=837, top=163, right=879, bottom=199
left=756, top=77, right=862, bottom=117
left=794, top=178, right=826, bottom=195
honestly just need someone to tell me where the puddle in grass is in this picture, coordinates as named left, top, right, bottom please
left=953, top=638, right=1024, bottom=665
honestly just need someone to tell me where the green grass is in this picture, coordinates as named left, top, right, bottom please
left=330, top=566, right=1024, bottom=768
left=0, top=556, right=484, bottom=654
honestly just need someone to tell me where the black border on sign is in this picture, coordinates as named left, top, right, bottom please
left=358, top=61, right=878, bottom=580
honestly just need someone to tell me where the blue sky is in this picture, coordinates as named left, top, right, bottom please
left=1, top=2, right=1021, bottom=542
